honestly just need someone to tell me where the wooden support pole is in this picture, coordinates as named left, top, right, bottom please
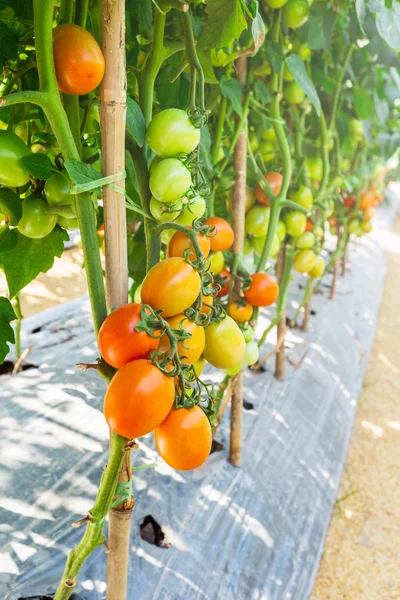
left=100, top=2, right=132, bottom=600
left=229, top=55, right=247, bottom=468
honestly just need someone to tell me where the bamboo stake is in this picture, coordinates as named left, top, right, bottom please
left=229, top=55, right=247, bottom=468
left=99, top=3, right=132, bottom=599
left=275, top=246, right=286, bottom=380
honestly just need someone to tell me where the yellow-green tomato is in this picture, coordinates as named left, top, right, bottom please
left=293, top=249, right=317, bottom=273
left=175, top=195, right=206, bottom=225
left=44, top=171, right=72, bottom=207
left=242, top=324, right=255, bottom=343
left=252, top=232, right=280, bottom=257
left=289, top=185, right=313, bottom=210
left=348, top=219, right=361, bottom=235
left=361, top=220, right=372, bottom=233
left=146, top=108, right=200, bottom=158
left=224, top=364, right=242, bottom=377
left=58, top=215, right=79, bottom=229
left=17, top=196, right=57, bottom=239
left=283, top=82, right=305, bottom=105
left=284, top=210, right=307, bottom=237
left=295, top=231, right=315, bottom=249
left=245, top=205, right=270, bottom=237
left=161, top=228, right=175, bottom=245
left=150, top=197, right=183, bottom=222
left=349, top=118, right=364, bottom=141
left=308, top=255, right=325, bottom=278
left=0, top=130, right=31, bottom=187
left=264, top=0, right=289, bottom=7
left=149, top=158, right=191, bottom=203
left=259, top=140, right=275, bottom=163
left=283, top=0, right=310, bottom=29
left=277, top=220, right=287, bottom=243
left=134, top=283, right=142, bottom=304
left=243, top=341, right=259, bottom=366
left=193, top=356, right=206, bottom=377
left=262, top=127, right=276, bottom=142
left=305, top=156, right=323, bottom=182
left=207, top=250, right=224, bottom=275
left=203, top=315, right=246, bottom=370
left=313, top=224, right=324, bottom=239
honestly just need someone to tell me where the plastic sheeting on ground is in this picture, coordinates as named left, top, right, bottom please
left=0, top=192, right=398, bottom=600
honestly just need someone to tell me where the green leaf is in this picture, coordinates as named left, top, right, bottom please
left=0, top=22, right=18, bottom=59
left=20, top=153, right=53, bottom=180
left=127, top=0, right=153, bottom=33
left=368, top=0, right=400, bottom=50
left=197, top=50, right=219, bottom=85
left=355, top=0, right=366, bottom=32
left=0, top=297, right=16, bottom=364
left=265, top=41, right=284, bottom=74
left=2, top=228, right=69, bottom=298
left=126, top=97, right=146, bottom=147
left=64, top=160, right=103, bottom=185
left=285, top=54, right=321, bottom=116
left=354, top=88, right=374, bottom=120
left=307, top=3, right=335, bottom=50
left=220, top=76, right=243, bottom=117
left=0, top=227, right=17, bottom=253
left=0, top=189, right=22, bottom=226
left=250, top=1, right=266, bottom=56
left=198, top=0, right=247, bottom=50
left=254, top=80, right=271, bottom=104
left=378, top=132, right=400, bottom=161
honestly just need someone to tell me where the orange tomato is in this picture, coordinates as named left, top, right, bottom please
left=227, top=300, right=253, bottom=324
left=141, top=257, right=201, bottom=318
left=167, top=228, right=210, bottom=261
left=53, top=24, right=105, bottom=95
left=154, top=405, right=212, bottom=470
left=216, top=268, right=231, bottom=297
left=305, top=218, right=313, bottom=232
left=256, top=171, right=283, bottom=206
left=201, top=293, right=214, bottom=315
left=359, top=189, right=374, bottom=210
left=363, top=206, right=375, bottom=221
left=98, top=303, right=160, bottom=369
left=244, top=273, right=279, bottom=307
left=204, top=216, right=234, bottom=251
left=104, top=360, right=175, bottom=438
left=159, top=314, right=205, bottom=364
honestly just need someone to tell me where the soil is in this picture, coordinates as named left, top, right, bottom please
left=312, top=216, right=400, bottom=600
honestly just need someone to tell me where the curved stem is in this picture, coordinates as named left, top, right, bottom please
left=256, top=200, right=281, bottom=272
left=181, top=11, right=205, bottom=110
left=2, top=59, right=36, bottom=96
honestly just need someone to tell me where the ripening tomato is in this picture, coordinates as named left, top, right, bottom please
left=344, top=194, right=356, bottom=207
left=17, top=196, right=57, bottom=239
left=104, top=360, right=175, bottom=438
left=44, top=171, right=72, bottom=207
left=53, top=24, right=105, bottom=95
left=284, top=210, right=307, bottom=237
left=244, top=273, right=279, bottom=307
left=283, top=0, right=310, bottom=29
left=305, top=219, right=313, bottom=232
left=256, top=171, right=283, bottom=206
left=359, top=189, right=374, bottom=210
left=203, top=315, right=246, bottom=369
left=141, top=257, right=201, bottom=317
left=146, top=109, right=200, bottom=158
left=242, top=324, right=255, bottom=343
left=228, top=300, right=253, bottom=324
left=216, top=268, right=231, bottom=297
left=289, top=185, right=313, bottom=211
left=283, top=82, right=305, bottom=105
left=361, top=220, right=372, bottom=233
left=155, top=405, right=212, bottom=471
left=227, top=187, right=256, bottom=213
left=204, top=216, right=234, bottom=251
left=308, top=255, right=325, bottom=278
left=243, top=340, right=259, bottom=366
left=167, top=228, right=210, bottom=261
left=348, top=219, right=361, bottom=235
left=363, top=206, right=375, bottom=221
left=293, top=249, right=317, bottom=273
left=305, top=156, right=323, bottom=182
left=245, top=205, right=270, bottom=237
left=295, top=231, right=315, bottom=249
left=159, top=314, right=205, bottom=365
left=150, top=197, right=183, bottom=222
left=0, top=130, right=31, bottom=187
left=207, top=250, right=224, bottom=275
left=150, top=158, right=192, bottom=203
left=98, top=303, right=160, bottom=369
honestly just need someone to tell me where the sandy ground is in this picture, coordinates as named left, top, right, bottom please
left=312, top=216, right=400, bottom=600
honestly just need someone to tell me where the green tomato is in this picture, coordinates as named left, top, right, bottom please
left=0, top=130, right=31, bottom=187
left=264, top=0, right=288, bottom=7
left=283, top=65, right=294, bottom=81
left=17, top=196, right=57, bottom=239
left=150, top=197, right=183, bottom=222
left=283, top=82, right=305, bottom=105
left=58, top=215, right=79, bottom=229
left=284, top=210, right=307, bottom=237
left=305, top=156, right=323, bottom=182
left=161, top=228, right=175, bottom=245
left=295, top=42, right=311, bottom=61
left=207, top=250, right=224, bottom=275
left=149, top=158, right=192, bottom=203
left=243, top=237, right=253, bottom=256
left=242, top=324, right=255, bottom=343
left=243, top=341, right=260, bottom=366
left=44, top=171, right=72, bottom=207
left=262, top=127, right=276, bottom=143
left=361, top=220, right=372, bottom=233
left=349, top=118, right=364, bottom=141
left=249, top=135, right=259, bottom=153
left=175, top=195, right=206, bottom=225
left=325, top=198, right=334, bottom=218
left=259, top=140, right=275, bottom=162
left=296, top=231, right=315, bottom=249
left=277, top=220, right=287, bottom=243
left=134, top=283, right=142, bottom=304
left=82, top=145, right=101, bottom=170
left=149, top=155, right=163, bottom=174
left=245, top=205, right=270, bottom=237
left=283, top=0, right=310, bottom=29
left=348, top=219, right=361, bottom=235
left=146, top=108, right=200, bottom=158
left=289, top=185, right=313, bottom=210
left=293, top=249, right=317, bottom=273
left=224, top=364, right=243, bottom=377
left=309, top=255, right=325, bottom=278
left=252, top=233, right=280, bottom=257
left=253, top=61, right=272, bottom=76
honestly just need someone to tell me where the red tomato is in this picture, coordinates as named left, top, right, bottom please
left=141, top=257, right=201, bottom=317
left=98, top=303, right=160, bottom=369
left=216, top=268, right=231, bottom=297
left=244, top=273, right=279, bottom=307
left=204, top=216, right=234, bottom=251
left=167, top=228, right=210, bottom=261
left=344, top=195, right=356, bottom=207
left=256, top=171, right=283, bottom=206
left=154, top=406, right=212, bottom=470
left=53, top=24, right=105, bottom=95
left=104, top=360, right=175, bottom=438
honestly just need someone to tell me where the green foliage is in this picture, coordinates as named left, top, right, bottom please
left=0, top=296, right=16, bottom=364
left=126, top=98, right=146, bottom=147
left=286, top=54, right=321, bottom=115
left=198, top=0, right=247, bottom=50
left=20, top=153, right=53, bottom=180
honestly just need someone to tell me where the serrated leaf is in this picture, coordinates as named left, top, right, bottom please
left=20, top=153, right=53, bottom=180
left=368, top=0, right=400, bottom=51
left=2, top=227, right=69, bottom=298
left=0, top=297, right=16, bottom=364
left=265, top=41, right=284, bottom=74
left=64, top=160, right=103, bottom=185
left=198, top=0, right=247, bottom=50
left=0, top=227, right=17, bottom=253
left=354, top=88, right=374, bottom=120
left=286, top=54, right=321, bottom=116
left=0, top=189, right=22, bottom=226
left=220, top=76, right=243, bottom=117
left=126, top=97, right=146, bottom=147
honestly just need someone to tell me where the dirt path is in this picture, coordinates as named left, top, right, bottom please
left=312, top=215, right=400, bottom=600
